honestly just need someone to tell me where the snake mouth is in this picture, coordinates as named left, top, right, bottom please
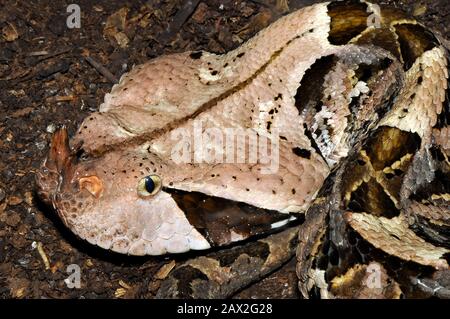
left=163, top=187, right=302, bottom=247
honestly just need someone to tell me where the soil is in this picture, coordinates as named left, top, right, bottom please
left=0, top=0, right=449, bottom=299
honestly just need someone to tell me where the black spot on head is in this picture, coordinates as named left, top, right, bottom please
left=292, top=147, right=311, bottom=159
left=189, top=51, right=203, bottom=59
left=210, top=70, right=218, bottom=76
left=274, top=93, right=283, bottom=101
left=237, top=52, right=245, bottom=58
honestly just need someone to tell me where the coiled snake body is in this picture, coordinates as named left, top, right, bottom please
left=36, top=0, right=450, bottom=298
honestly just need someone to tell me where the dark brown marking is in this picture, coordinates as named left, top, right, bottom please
left=346, top=178, right=401, bottom=218
left=410, top=215, right=450, bottom=249
left=355, top=28, right=402, bottom=62
left=395, top=23, right=439, bottom=70
left=412, top=170, right=450, bottom=202
left=364, top=126, right=421, bottom=171
left=327, top=0, right=369, bottom=45
left=294, top=55, right=336, bottom=115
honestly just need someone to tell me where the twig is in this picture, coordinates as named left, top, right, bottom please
left=84, top=55, right=119, bottom=84
left=37, top=48, right=72, bottom=63
left=159, top=0, right=202, bottom=45
left=36, top=242, right=51, bottom=270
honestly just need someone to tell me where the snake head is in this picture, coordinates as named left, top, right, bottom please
left=36, top=126, right=213, bottom=256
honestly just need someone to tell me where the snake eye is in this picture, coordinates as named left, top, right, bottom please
left=137, top=175, right=162, bottom=197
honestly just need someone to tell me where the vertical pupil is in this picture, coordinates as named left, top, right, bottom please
left=145, top=177, right=155, bottom=193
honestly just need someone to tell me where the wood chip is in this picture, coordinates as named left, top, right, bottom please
left=154, top=260, right=176, bottom=280
left=114, top=287, right=127, bottom=298
left=118, top=279, right=132, bottom=290
left=7, top=196, right=23, bottom=206
left=2, top=22, right=19, bottom=42
left=24, top=192, right=33, bottom=206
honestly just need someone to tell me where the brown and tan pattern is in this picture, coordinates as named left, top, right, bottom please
left=36, top=0, right=450, bottom=298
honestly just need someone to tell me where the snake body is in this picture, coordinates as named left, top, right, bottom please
left=36, top=0, right=450, bottom=298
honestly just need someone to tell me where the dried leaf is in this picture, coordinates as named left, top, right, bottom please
left=2, top=22, right=19, bottom=42
left=104, top=7, right=129, bottom=47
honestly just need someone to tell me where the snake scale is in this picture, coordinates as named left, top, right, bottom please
left=36, top=0, right=450, bottom=298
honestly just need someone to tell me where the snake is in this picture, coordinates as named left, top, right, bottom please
left=36, top=0, right=450, bottom=298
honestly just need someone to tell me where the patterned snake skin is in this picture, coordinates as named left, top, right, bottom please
left=36, top=1, right=450, bottom=298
